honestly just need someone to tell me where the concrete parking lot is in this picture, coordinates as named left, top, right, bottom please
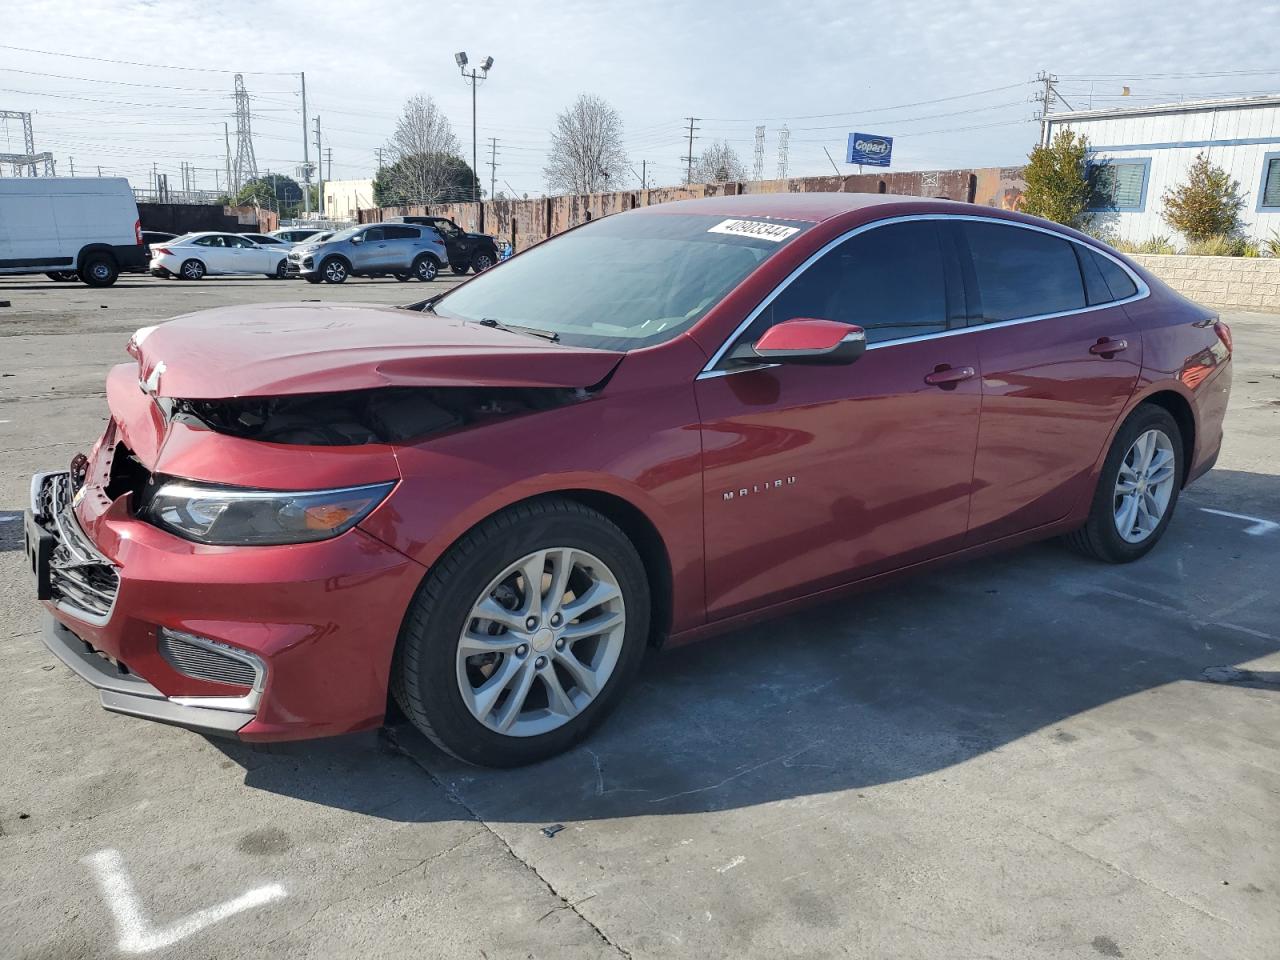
left=1, top=274, right=1277, bottom=959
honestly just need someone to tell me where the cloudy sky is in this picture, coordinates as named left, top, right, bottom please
left=3, top=0, right=1278, bottom=198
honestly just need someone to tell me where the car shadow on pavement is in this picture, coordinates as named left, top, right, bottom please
left=214, top=468, right=1280, bottom=825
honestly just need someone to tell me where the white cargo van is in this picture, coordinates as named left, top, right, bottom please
left=0, top=178, right=146, bottom=286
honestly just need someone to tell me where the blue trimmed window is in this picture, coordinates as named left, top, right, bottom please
left=1087, top=158, right=1150, bottom=212
left=1259, top=153, right=1280, bottom=210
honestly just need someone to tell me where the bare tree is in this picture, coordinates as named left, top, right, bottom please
left=693, top=140, right=747, bottom=184
left=381, top=95, right=467, bottom=202
left=544, top=94, right=629, bottom=195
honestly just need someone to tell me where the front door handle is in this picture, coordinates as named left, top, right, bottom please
left=1089, top=338, right=1129, bottom=356
left=924, top=364, right=977, bottom=388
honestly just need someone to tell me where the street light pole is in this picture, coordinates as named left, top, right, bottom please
left=455, top=52, right=494, bottom=203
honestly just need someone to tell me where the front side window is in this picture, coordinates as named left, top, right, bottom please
left=433, top=212, right=812, bottom=351
left=228, top=235, right=254, bottom=248
left=434, top=219, right=461, bottom=237
left=743, top=221, right=948, bottom=346
left=364, top=227, right=385, bottom=242
left=1087, top=159, right=1149, bottom=211
left=962, top=221, right=1086, bottom=322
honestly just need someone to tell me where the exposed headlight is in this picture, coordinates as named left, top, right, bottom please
left=143, top=479, right=394, bottom=545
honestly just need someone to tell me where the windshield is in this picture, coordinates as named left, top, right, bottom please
left=323, top=226, right=364, bottom=243
left=431, top=212, right=812, bottom=350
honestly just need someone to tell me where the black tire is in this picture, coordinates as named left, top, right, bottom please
left=45, top=271, right=76, bottom=282
left=393, top=272, right=412, bottom=282
left=269, top=259, right=289, bottom=279
left=392, top=497, right=650, bottom=767
left=304, top=274, right=323, bottom=284
left=451, top=264, right=470, bottom=276
left=179, top=258, right=205, bottom=281
left=471, top=251, right=495, bottom=272
left=1063, top=404, right=1183, bottom=563
left=80, top=254, right=118, bottom=287
left=320, top=257, right=349, bottom=284
left=413, top=255, right=439, bottom=282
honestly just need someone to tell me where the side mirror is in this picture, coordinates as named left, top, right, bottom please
left=731, top=318, right=866, bottom=366
left=350, top=235, right=364, bottom=244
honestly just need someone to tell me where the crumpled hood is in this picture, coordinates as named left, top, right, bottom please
left=128, top=302, right=623, bottom=399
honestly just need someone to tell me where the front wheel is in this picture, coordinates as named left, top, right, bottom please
left=320, top=257, right=348, bottom=284
left=269, top=259, right=289, bottom=279
left=46, top=271, right=77, bottom=282
left=471, top=251, right=495, bottom=273
left=392, top=498, right=650, bottom=767
left=451, top=264, right=470, bottom=276
left=1064, top=405, right=1182, bottom=563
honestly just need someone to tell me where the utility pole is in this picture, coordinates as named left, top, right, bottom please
left=682, top=117, right=700, bottom=184
left=641, top=159, right=646, bottom=190
left=96, top=165, right=101, bottom=177
left=325, top=147, right=332, bottom=182
left=1035, top=71, right=1073, bottom=146
left=69, top=157, right=75, bottom=176
left=376, top=147, right=384, bottom=171
left=488, top=137, right=499, bottom=199
left=300, top=72, right=310, bottom=217
left=313, top=115, right=323, bottom=217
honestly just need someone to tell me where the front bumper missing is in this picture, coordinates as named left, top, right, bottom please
left=41, top=615, right=250, bottom=737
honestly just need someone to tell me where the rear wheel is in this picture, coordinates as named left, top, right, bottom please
left=80, top=254, right=118, bottom=287
left=1064, top=405, right=1182, bottom=563
left=304, top=274, right=323, bottom=284
left=393, top=272, right=412, bottom=282
left=451, top=264, right=470, bottom=276
left=413, top=255, right=439, bottom=282
left=392, top=498, right=650, bottom=767
left=179, top=258, right=205, bottom=281
left=45, top=271, right=76, bottom=282
left=321, top=257, right=348, bottom=284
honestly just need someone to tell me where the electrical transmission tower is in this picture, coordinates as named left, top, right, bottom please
left=775, top=125, right=790, bottom=180
left=231, top=74, right=258, bottom=195
left=752, top=125, right=766, bottom=181
left=0, top=109, right=55, bottom=176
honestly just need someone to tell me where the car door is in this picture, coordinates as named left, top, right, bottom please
left=353, top=226, right=387, bottom=271
left=696, top=219, right=981, bottom=620
left=191, top=234, right=230, bottom=273
left=229, top=233, right=268, bottom=272
left=957, top=219, right=1144, bottom=544
left=382, top=225, right=420, bottom=269
left=432, top=219, right=466, bottom=266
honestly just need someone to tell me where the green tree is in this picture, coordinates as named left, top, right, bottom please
left=1161, top=152, right=1245, bottom=243
left=373, top=153, right=478, bottom=205
left=1022, top=129, right=1092, bottom=228
left=235, top=174, right=304, bottom=214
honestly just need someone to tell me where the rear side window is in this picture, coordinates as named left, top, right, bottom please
left=1091, top=249, right=1138, bottom=301
left=383, top=225, right=419, bottom=240
left=962, top=221, right=1085, bottom=322
left=757, top=221, right=948, bottom=345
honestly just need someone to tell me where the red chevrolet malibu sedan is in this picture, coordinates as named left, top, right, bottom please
left=27, top=194, right=1232, bottom=766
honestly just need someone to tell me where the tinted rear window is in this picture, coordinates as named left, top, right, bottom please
left=384, top=225, right=420, bottom=239
left=962, top=221, right=1085, bottom=322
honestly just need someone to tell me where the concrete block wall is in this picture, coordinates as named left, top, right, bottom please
left=1130, top=255, right=1280, bottom=313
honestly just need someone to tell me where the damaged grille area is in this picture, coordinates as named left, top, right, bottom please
left=40, top=474, right=120, bottom=623
left=169, top=385, right=587, bottom=446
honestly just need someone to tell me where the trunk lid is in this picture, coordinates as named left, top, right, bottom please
left=129, top=302, right=623, bottom=399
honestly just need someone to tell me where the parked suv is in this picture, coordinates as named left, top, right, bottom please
left=289, top=224, right=446, bottom=283
left=386, top=216, right=500, bottom=274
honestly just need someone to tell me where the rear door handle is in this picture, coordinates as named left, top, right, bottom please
left=1089, top=338, right=1129, bottom=356
left=924, top=364, right=977, bottom=388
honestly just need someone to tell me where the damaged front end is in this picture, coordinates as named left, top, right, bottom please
left=166, top=385, right=592, bottom=446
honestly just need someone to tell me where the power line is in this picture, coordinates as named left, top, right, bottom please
left=702, top=82, right=1032, bottom=123
left=0, top=43, right=296, bottom=74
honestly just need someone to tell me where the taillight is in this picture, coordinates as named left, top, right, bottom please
left=154, top=247, right=172, bottom=256
left=134, top=219, right=142, bottom=245
left=1213, top=320, right=1232, bottom=353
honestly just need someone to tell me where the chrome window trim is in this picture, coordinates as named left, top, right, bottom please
left=696, top=213, right=1150, bottom=379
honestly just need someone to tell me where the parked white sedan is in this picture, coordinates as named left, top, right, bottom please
left=150, top=232, right=290, bottom=280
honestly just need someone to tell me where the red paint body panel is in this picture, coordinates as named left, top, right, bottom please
left=132, top=302, right=623, bottom=398
left=37, top=194, right=1232, bottom=741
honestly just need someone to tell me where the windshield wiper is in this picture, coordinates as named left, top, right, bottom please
left=477, top=318, right=560, bottom=343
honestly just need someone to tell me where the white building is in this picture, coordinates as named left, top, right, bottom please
left=321, top=178, right=375, bottom=222
left=1044, top=95, right=1280, bottom=245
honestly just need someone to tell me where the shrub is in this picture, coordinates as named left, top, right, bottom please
left=1022, top=130, right=1092, bottom=228
left=1162, top=153, right=1245, bottom=242
left=1265, top=232, right=1280, bottom=258
left=1185, top=234, right=1247, bottom=257
left=1136, top=234, right=1176, bottom=254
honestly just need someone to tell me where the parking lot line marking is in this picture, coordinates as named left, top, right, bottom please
left=1091, top=587, right=1279, bottom=643
left=1198, top=507, right=1280, bottom=536
left=85, top=849, right=286, bottom=954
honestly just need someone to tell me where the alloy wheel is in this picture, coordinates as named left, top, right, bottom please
left=456, top=547, right=626, bottom=737
left=1113, top=428, right=1176, bottom=543
left=181, top=260, right=204, bottom=280
left=323, top=259, right=347, bottom=283
left=473, top=253, right=493, bottom=272
left=416, top=258, right=438, bottom=281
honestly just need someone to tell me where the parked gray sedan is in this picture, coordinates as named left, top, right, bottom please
left=289, top=224, right=448, bottom=283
